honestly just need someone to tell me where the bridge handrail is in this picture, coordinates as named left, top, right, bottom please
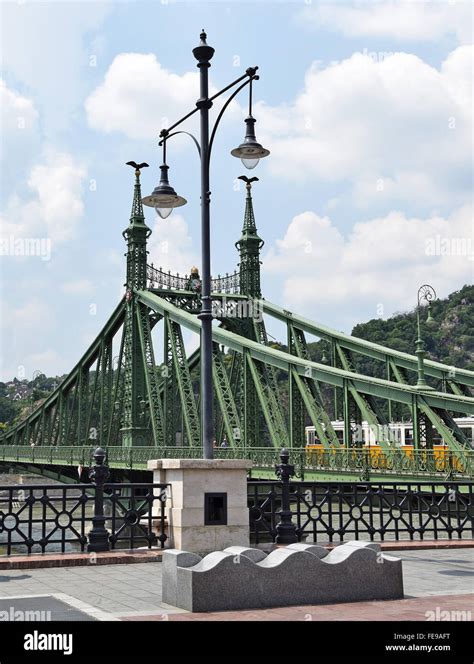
left=0, top=445, right=472, bottom=478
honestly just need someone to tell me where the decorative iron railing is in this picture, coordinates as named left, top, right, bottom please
left=0, top=482, right=168, bottom=555
left=147, top=263, right=240, bottom=294
left=248, top=481, right=474, bottom=544
left=210, top=271, right=240, bottom=294
left=147, top=264, right=189, bottom=291
left=0, top=445, right=473, bottom=477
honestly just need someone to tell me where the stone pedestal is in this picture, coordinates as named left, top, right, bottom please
left=148, top=458, right=252, bottom=554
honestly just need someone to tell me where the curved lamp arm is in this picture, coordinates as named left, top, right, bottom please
left=157, top=66, right=259, bottom=168
left=159, top=130, right=201, bottom=158
left=417, top=284, right=436, bottom=307
left=208, top=73, right=259, bottom=164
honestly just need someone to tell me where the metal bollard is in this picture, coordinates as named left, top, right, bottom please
left=87, top=447, right=111, bottom=553
left=275, top=448, right=298, bottom=544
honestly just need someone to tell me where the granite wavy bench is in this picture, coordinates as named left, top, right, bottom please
left=162, top=541, right=403, bottom=612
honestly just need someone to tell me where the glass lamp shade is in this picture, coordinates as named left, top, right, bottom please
left=241, top=157, right=260, bottom=170
left=155, top=206, right=173, bottom=219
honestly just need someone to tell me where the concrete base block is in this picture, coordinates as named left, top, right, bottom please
left=162, top=541, right=404, bottom=612
left=148, top=458, right=252, bottom=554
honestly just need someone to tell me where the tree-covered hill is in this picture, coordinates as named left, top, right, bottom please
left=349, top=284, right=474, bottom=377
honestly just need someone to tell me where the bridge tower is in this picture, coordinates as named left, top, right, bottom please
left=235, top=176, right=264, bottom=298
left=234, top=177, right=265, bottom=447
left=120, top=165, right=152, bottom=446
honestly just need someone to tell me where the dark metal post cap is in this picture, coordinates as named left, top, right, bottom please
left=93, top=447, right=106, bottom=463
left=280, top=448, right=290, bottom=462
left=192, top=29, right=215, bottom=63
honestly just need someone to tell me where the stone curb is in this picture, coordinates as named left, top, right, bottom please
left=0, top=549, right=163, bottom=570
left=0, top=540, right=471, bottom=570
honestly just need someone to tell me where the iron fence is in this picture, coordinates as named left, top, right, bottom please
left=0, top=482, right=168, bottom=555
left=248, top=481, right=474, bottom=545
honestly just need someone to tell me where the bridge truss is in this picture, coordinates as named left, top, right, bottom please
left=1, top=171, right=473, bottom=477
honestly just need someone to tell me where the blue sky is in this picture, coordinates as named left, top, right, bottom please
left=1, top=0, right=473, bottom=379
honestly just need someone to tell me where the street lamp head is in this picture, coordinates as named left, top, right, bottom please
left=231, top=116, right=270, bottom=170
left=141, top=163, right=187, bottom=219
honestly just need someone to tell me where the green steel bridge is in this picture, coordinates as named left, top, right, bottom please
left=1, top=172, right=473, bottom=483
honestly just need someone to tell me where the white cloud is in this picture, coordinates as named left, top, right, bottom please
left=299, top=0, right=473, bottom=44
left=1, top=148, right=87, bottom=245
left=264, top=205, right=473, bottom=326
left=147, top=213, right=200, bottom=276
left=0, top=79, right=38, bottom=132
left=441, top=44, right=474, bottom=109
left=85, top=52, right=242, bottom=142
left=0, top=79, right=41, bottom=189
left=85, top=53, right=201, bottom=140
left=0, top=2, right=111, bottom=133
left=258, top=46, right=472, bottom=209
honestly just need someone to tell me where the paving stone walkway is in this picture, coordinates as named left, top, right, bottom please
left=127, top=593, right=473, bottom=621
left=0, top=548, right=472, bottom=620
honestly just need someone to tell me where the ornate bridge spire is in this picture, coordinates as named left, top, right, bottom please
left=123, top=162, right=151, bottom=291
left=120, top=163, right=151, bottom=447
left=235, top=175, right=264, bottom=298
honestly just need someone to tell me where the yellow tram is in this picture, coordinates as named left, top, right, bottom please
left=304, top=418, right=474, bottom=470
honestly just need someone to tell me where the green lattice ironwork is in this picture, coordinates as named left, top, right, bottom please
left=212, top=343, right=242, bottom=447
left=165, top=317, right=200, bottom=447
left=287, top=323, right=339, bottom=449
left=136, top=302, right=164, bottom=446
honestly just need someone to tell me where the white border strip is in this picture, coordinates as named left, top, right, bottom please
left=1, top=593, right=119, bottom=622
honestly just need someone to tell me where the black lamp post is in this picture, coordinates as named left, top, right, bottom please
left=87, top=447, right=110, bottom=553
left=415, top=284, right=436, bottom=389
left=142, top=31, right=270, bottom=460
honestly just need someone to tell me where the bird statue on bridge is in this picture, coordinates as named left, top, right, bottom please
left=238, top=175, right=259, bottom=190
left=126, top=161, right=150, bottom=177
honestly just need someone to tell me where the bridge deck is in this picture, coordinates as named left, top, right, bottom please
left=1, top=446, right=472, bottom=483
